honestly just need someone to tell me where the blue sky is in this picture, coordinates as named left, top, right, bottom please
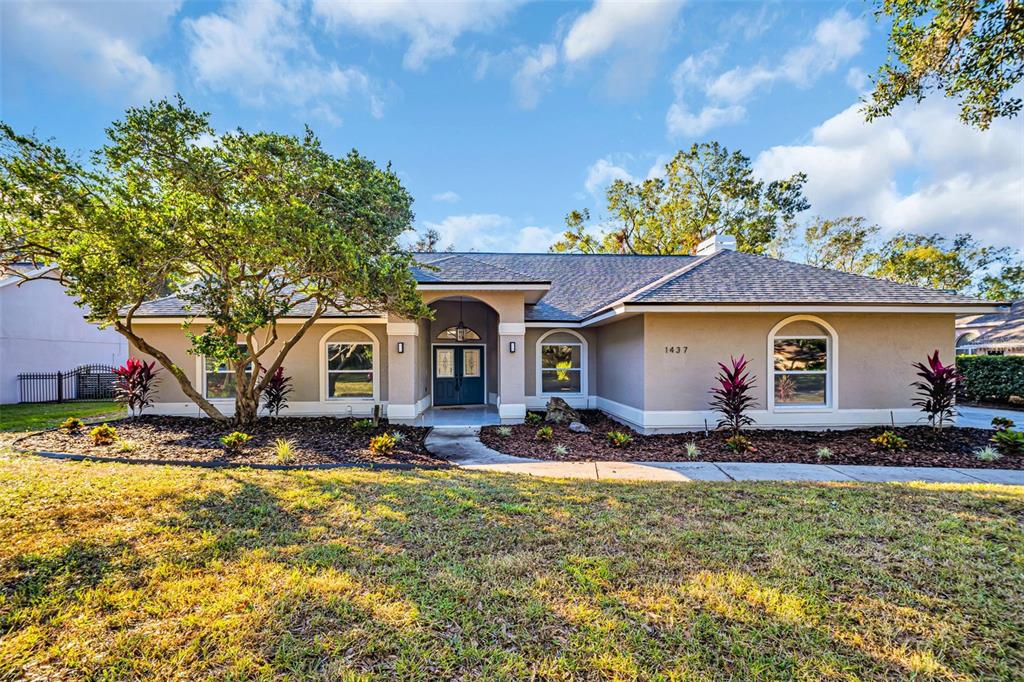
left=2, top=0, right=1022, bottom=253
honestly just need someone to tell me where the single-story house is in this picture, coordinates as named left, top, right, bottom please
left=127, top=236, right=1000, bottom=432
left=956, top=300, right=1023, bottom=355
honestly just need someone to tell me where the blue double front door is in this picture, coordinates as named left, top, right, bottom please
left=433, top=345, right=485, bottom=406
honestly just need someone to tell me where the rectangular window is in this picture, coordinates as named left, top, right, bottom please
left=327, top=342, right=373, bottom=399
left=773, top=337, right=828, bottom=406
left=204, top=344, right=253, bottom=399
left=436, top=348, right=455, bottom=378
left=541, top=344, right=582, bottom=394
left=463, top=348, right=481, bottom=377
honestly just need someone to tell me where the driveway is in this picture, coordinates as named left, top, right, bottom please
left=957, top=405, right=1022, bottom=429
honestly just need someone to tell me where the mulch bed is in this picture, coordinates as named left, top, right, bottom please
left=480, top=411, right=1019, bottom=470
left=19, top=416, right=444, bottom=467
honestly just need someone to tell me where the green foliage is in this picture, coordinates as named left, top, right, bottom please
left=685, top=442, right=701, bottom=459
left=114, top=439, right=139, bottom=454
left=552, top=444, right=570, bottom=456
left=866, top=0, right=1023, bottom=129
left=817, top=447, right=834, bottom=460
left=868, top=233, right=1009, bottom=292
left=351, top=419, right=375, bottom=431
left=524, top=412, right=543, bottom=426
left=606, top=431, right=633, bottom=448
left=957, top=355, right=1024, bottom=403
left=0, top=97, right=429, bottom=425
left=550, top=142, right=808, bottom=256
left=991, top=416, right=1015, bottom=431
left=535, top=426, right=553, bottom=441
left=369, top=433, right=397, bottom=455
left=871, top=430, right=909, bottom=451
left=496, top=426, right=512, bottom=437
left=273, top=438, right=296, bottom=465
left=803, top=216, right=880, bottom=273
left=978, top=263, right=1024, bottom=301
left=219, top=431, right=251, bottom=453
left=59, top=417, right=84, bottom=433
left=89, top=424, right=118, bottom=446
left=990, top=429, right=1024, bottom=456
left=725, top=434, right=755, bottom=453
left=974, top=446, right=1001, bottom=462
left=390, top=431, right=406, bottom=443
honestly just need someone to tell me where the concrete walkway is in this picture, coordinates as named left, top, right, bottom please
left=956, top=405, right=1023, bottom=429
left=424, top=427, right=1024, bottom=485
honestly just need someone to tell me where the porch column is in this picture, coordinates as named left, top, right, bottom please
left=385, top=321, right=420, bottom=421
left=498, top=322, right=526, bottom=422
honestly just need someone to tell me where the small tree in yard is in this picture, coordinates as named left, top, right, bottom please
left=710, top=355, right=758, bottom=437
left=911, top=350, right=960, bottom=430
left=0, top=97, right=429, bottom=425
left=114, top=358, right=161, bottom=417
left=261, top=367, right=292, bottom=417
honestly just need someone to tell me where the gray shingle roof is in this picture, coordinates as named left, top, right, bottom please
left=629, top=250, right=987, bottom=306
left=411, top=254, right=549, bottom=283
left=967, top=300, right=1024, bottom=348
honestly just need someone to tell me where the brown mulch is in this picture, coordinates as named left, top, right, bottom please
left=18, top=416, right=444, bottom=467
left=480, top=411, right=1020, bottom=470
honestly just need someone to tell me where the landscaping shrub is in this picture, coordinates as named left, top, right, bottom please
left=911, top=350, right=959, bottom=429
left=552, top=444, right=569, bottom=456
left=974, top=446, right=1001, bottom=462
left=606, top=431, right=633, bottom=448
left=113, top=358, right=160, bottom=417
left=115, top=438, right=138, bottom=454
left=59, top=417, right=84, bottom=433
left=496, top=426, right=512, bottom=437
left=870, top=430, right=908, bottom=451
left=817, top=447, right=833, bottom=460
left=352, top=419, right=374, bottom=431
left=525, top=412, right=543, bottom=426
left=957, top=355, right=1024, bottom=404
left=685, top=442, right=701, bottom=459
left=992, top=416, right=1015, bottom=431
left=273, top=438, right=296, bottom=464
left=220, top=431, right=251, bottom=453
left=89, top=424, right=118, bottom=446
left=369, top=433, right=397, bottom=455
left=535, top=426, right=553, bottom=441
left=710, top=355, right=757, bottom=437
left=725, top=434, right=754, bottom=453
left=260, top=367, right=293, bottom=417
left=390, top=431, right=406, bottom=443
left=990, top=429, right=1024, bottom=456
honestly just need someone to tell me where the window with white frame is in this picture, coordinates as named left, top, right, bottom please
left=772, top=337, right=829, bottom=407
left=326, top=342, right=374, bottom=399
left=540, top=343, right=583, bottom=394
left=204, top=344, right=253, bottom=399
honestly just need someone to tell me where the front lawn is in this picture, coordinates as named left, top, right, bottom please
left=1, top=454, right=1021, bottom=679
left=0, top=401, right=121, bottom=432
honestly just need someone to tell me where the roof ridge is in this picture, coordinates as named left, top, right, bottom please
left=455, top=253, right=543, bottom=281
left=580, top=251, right=719, bottom=317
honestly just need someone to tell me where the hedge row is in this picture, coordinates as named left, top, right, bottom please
left=957, top=355, right=1024, bottom=403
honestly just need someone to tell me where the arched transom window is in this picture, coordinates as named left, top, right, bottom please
left=437, top=326, right=480, bottom=341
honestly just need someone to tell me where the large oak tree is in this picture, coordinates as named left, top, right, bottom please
left=0, top=97, right=428, bottom=425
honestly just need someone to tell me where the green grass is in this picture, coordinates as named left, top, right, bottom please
left=0, top=401, right=121, bottom=432
left=0, top=454, right=1022, bottom=680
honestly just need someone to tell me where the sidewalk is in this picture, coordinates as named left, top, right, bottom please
left=425, top=427, right=1024, bottom=485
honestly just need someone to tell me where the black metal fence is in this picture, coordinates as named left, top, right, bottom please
left=18, top=364, right=118, bottom=403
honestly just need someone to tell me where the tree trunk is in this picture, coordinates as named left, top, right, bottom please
left=234, top=369, right=261, bottom=427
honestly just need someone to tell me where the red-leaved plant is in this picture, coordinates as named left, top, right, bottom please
left=261, top=367, right=293, bottom=417
left=911, top=350, right=960, bottom=430
left=709, top=355, right=758, bottom=437
left=114, top=358, right=161, bottom=417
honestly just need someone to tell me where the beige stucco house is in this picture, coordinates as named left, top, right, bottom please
left=127, top=237, right=1000, bottom=432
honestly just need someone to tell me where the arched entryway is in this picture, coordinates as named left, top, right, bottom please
left=427, top=296, right=499, bottom=407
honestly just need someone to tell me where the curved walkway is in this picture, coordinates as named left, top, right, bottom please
left=425, top=427, right=1024, bottom=485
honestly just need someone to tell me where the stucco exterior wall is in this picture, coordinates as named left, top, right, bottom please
left=594, top=315, right=645, bottom=409
left=0, top=279, right=128, bottom=404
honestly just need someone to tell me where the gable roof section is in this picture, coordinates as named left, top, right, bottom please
left=963, top=300, right=1024, bottom=348
left=627, top=249, right=987, bottom=306
left=411, top=253, right=549, bottom=284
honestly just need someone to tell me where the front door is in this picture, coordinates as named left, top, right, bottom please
left=433, top=345, right=485, bottom=406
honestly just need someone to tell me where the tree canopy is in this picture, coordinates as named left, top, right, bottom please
left=550, top=142, right=809, bottom=256
left=0, top=97, right=428, bottom=424
left=866, top=0, right=1024, bottom=129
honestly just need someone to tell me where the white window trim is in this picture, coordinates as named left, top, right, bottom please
left=196, top=344, right=253, bottom=401
left=536, top=329, right=588, bottom=398
left=767, top=315, right=838, bottom=413
left=318, top=325, right=379, bottom=402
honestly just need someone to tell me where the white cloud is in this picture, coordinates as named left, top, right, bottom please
left=311, top=0, right=521, bottom=70
left=666, top=102, right=745, bottom=137
left=2, top=0, right=179, bottom=100
left=185, top=0, right=383, bottom=120
left=562, top=0, right=683, bottom=63
left=419, top=214, right=559, bottom=252
left=754, top=99, right=1024, bottom=249
left=845, top=66, right=869, bottom=92
left=432, top=190, right=461, bottom=203
left=512, top=44, right=558, bottom=109
left=584, top=158, right=634, bottom=195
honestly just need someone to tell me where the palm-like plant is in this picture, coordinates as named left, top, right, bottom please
left=911, top=350, right=960, bottom=430
left=710, top=355, right=758, bottom=437
left=114, top=358, right=160, bottom=417
left=261, top=367, right=293, bottom=417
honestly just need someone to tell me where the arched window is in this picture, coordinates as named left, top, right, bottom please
left=319, top=325, right=379, bottom=401
left=536, top=329, right=588, bottom=397
left=437, top=326, right=480, bottom=341
left=767, top=315, right=837, bottom=411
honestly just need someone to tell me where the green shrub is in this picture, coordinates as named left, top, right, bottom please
left=535, top=426, right=553, bottom=441
left=60, top=417, right=85, bottom=433
left=89, top=424, right=118, bottom=446
left=725, top=434, right=754, bottom=453
left=220, top=431, right=251, bottom=453
left=390, top=431, right=406, bottom=443
left=990, top=429, right=1024, bottom=456
left=525, top=412, right=543, bottom=426
left=606, top=431, right=633, bottom=448
left=114, top=438, right=139, bottom=454
left=273, top=438, right=296, bottom=464
left=974, top=446, right=1001, bottom=462
left=957, top=355, right=1024, bottom=403
left=870, top=430, right=908, bottom=451
left=816, top=447, right=833, bottom=460
left=351, top=418, right=375, bottom=431
left=496, top=426, right=512, bottom=437
left=685, top=442, right=701, bottom=459
left=991, top=416, right=1015, bottom=431
left=552, top=444, right=569, bottom=456
left=369, top=433, right=397, bottom=455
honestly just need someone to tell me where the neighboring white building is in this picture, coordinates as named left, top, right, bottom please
left=0, top=267, right=128, bottom=404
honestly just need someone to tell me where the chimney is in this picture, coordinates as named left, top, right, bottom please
left=695, top=233, right=736, bottom=256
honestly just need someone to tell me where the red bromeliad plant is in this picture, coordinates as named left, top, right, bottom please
left=260, top=367, right=293, bottom=417
left=709, top=355, right=758, bottom=437
left=911, top=350, right=960, bottom=430
left=114, top=358, right=161, bottom=417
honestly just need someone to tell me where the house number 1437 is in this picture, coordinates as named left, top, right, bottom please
left=665, top=346, right=687, bottom=354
